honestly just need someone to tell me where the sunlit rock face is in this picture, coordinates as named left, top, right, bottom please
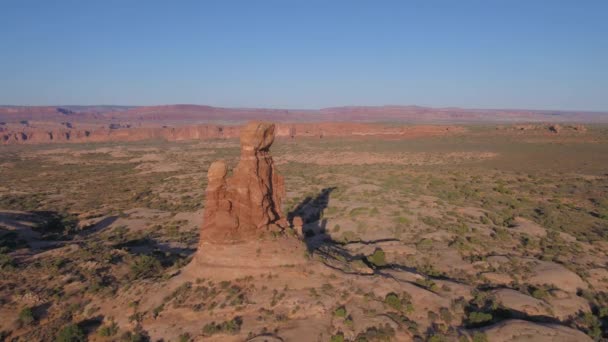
left=199, top=121, right=286, bottom=244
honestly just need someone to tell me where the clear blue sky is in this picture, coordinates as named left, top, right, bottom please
left=1, top=0, right=607, bottom=110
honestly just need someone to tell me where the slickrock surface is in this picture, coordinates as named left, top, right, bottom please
left=199, top=121, right=286, bottom=244
left=479, top=319, right=592, bottom=342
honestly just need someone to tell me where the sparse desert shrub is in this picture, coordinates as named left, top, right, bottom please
left=129, top=255, right=162, bottom=279
left=334, top=306, right=347, bottom=318
left=467, top=311, right=492, bottom=326
left=384, top=292, right=413, bottom=313
left=354, top=324, right=395, bottom=341
left=202, top=316, right=243, bottom=336
left=577, top=312, right=602, bottom=340
left=415, top=278, right=439, bottom=292
left=530, top=287, right=550, bottom=300
left=395, top=216, right=411, bottom=225
left=35, top=213, right=79, bottom=239
left=439, top=307, right=453, bottom=324
left=428, top=334, right=447, bottom=342
left=18, top=307, right=35, bottom=326
left=55, top=324, right=85, bottom=342
left=98, top=320, right=119, bottom=336
left=330, top=332, right=345, bottom=342
left=152, top=304, right=164, bottom=318
left=416, top=238, right=434, bottom=251
left=502, top=215, right=516, bottom=227
left=120, top=329, right=149, bottom=342
left=472, top=332, right=489, bottom=342
left=367, top=248, right=386, bottom=267
left=384, top=293, right=401, bottom=311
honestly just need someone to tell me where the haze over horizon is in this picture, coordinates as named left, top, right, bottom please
left=1, top=0, right=607, bottom=111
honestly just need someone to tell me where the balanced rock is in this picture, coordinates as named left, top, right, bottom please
left=199, top=121, right=286, bottom=244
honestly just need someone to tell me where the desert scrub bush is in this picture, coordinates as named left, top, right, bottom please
left=0, top=193, right=45, bottom=211
left=18, top=307, right=35, bottom=326
left=129, top=254, right=162, bottom=279
left=366, top=248, right=386, bottom=267
left=35, top=212, right=79, bottom=240
left=415, top=278, right=439, bottom=292
left=120, top=329, right=149, bottom=342
left=0, top=250, right=16, bottom=270
left=576, top=312, right=603, bottom=340
left=471, top=332, right=489, bottom=342
left=466, top=311, right=492, bottom=326
left=530, top=286, right=551, bottom=300
left=202, top=316, right=243, bottom=336
left=0, top=231, right=29, bottom=252
left=330, top=332, right=345, bottom=342
left=56, top=323, right=86, bottom=342
left=384, top=292, right=414, bottom=313
left=420, top=216, right=442, bottom=229
left=349, top=207, right=368, bottom=217
left=416, top=238, right=434, bottom=251
left=439, top=307, right=453, bottom=324
left=355, top=324, right=395, bottom=341
left=334, top=306, right=347, bottom=318
left=428, top=333, right=451, bottom=342
left=98, top=320, right=119, bottom=337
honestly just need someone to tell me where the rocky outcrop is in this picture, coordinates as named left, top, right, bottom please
left=526, top=260, right=588, bottom=293
left=477, top=319, right=592, bottom=342
left=199, top=122, right=287, bottom=244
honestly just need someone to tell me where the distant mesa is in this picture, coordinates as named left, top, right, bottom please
left=198, top=121, right=287, bottom=245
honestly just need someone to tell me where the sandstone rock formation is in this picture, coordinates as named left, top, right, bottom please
left=199, top=121, right=286, bottom=244
left=1, top=122, right=463, bottom=145
left=478, top=319, right=592, bottom=342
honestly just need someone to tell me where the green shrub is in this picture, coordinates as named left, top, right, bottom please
left=98, top=321, right=119, bottom=337
left=120, top=330, right=148, bottom=342
left=354, top=324, right=395, bottom=341
left=0, top=252, right=15, bottom=270
left=18, top=307, right=35, bottom=325
left=467, top=311, right=492, bottom=325
left=55, top=324, right=85, bottom=342
left=334, top=306, right=347, bottom=318
left=129, top=255, right=162, bottom=279
left=439, top=307, right=452, bottom=324
left=472, top=332, right=489, bottom=342
left=385, top=292, right=402, bottom=311
left=202, top=317, right=242, bottom=336
left=367, top=248, right=386, bottom=267
left=330, top=332, right=345, bottom=342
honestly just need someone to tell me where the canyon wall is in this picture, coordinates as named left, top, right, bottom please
left=0, top=123, right=464, bottom=145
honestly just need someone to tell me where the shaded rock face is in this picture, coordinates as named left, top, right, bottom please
left=199, top=122, right=286, bottom=244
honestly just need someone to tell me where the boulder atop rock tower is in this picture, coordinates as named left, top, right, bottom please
left=199, top=121, right=286, bottom=244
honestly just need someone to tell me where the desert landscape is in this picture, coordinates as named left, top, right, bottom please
left=1, top=106, right=608, bottom=341
left=2, top=1, right=608, bottom=341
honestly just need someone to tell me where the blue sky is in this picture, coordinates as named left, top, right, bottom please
left=1, top=1, right=607, bottom=110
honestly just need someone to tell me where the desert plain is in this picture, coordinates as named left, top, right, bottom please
left=1, top=108, right=608, bottom=342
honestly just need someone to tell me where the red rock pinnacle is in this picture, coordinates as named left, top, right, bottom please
left=199, top=121, right=286, bottom=244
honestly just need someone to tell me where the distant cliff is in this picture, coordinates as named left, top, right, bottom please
left=1, top=123, right=464, bottom=145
